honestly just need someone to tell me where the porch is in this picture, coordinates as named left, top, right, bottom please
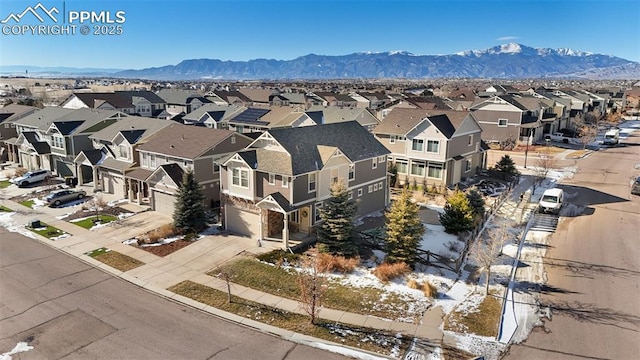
left=256, top=193, right=314, bottom=249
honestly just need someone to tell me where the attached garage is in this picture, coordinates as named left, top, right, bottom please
left=103, top=172, right=126, bottom=199
left=152, top=190, right=176, bottom=216
left=225, top=205, right=260, bottom=238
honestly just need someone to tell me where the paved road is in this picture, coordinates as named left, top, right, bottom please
left=0, top=229, right=348, bottom=360
left=506, top=137, right=640, bottom=358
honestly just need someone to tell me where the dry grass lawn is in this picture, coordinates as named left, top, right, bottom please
left=444, top=292, right=502, bottom=337
left=169, top=280, right=410, bottom=357
left=88, top=248, right=144, bottom=272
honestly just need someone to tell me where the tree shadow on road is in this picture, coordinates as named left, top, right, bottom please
left=541, top=300, right=640, bottom=332
left=514, top=281, right=580, bottom=296
left=544, top=256, right=640, bottom=279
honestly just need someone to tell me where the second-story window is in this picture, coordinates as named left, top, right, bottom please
left=149, top=154, right=156, bottom=167
left=427, top=140, right=439, bottom=153
left=281, top=176, right=289, bottom=188
left=308, top=173, right=316, bottom=192
left=118, top=144, right=128, bottom=159
left=468, top=134, right=473, bottom=146
left=141, top=153, right=148, bottom=167
left=268, top=174, right=275, bottom=185
left=372, top=158, right=377, bottom=169
left=232, top=168, right=249, bottom=188
left=331, top=168, right=339, bottom=184
left=51, top=135, right=64, bottom=149
left=348, top=165, right=355, bottom=181
left=498, top=119, right=508, bottom=127
left=412, top=139, right=424, bottom=152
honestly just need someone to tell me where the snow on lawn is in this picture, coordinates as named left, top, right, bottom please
left=0, top=342, right=34, bottom=360
left=444, top=331, right=505, bottom=360
left=0, top=212, right=36, bottom=239
left=421, top=223, right=460, bottom=259
left=311, top=341, right=394, bottom=360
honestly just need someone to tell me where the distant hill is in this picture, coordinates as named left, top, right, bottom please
left=3, top=43, right=639, bottom=80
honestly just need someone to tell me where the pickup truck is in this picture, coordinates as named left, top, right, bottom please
left=544, top=132, right=570, bottom=144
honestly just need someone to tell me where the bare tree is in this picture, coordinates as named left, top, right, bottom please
left=574, top=112, right=598, bottom=150
left=216, top=270, right=234, bottom=303
left=296, top=255, right=328, bottom=325
left=471, top=225, right=509, bottom=294
left=532, top=150, right=557, bottom=194
left=89, top=195, right=107, bottom=222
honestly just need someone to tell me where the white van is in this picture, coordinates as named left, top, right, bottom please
left=603, top=129, right=619, bottom=145
left=539, top=188, right=564, bottom=214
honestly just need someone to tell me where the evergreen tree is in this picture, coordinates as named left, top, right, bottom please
left=316, top=181, right=358, bottom=257
left=466, top=188, right=486, bottom=218
left=439, top=190, right=475, bottom=234
left=173, top=169, right=207, bottom=235
left=384, top=189, right=425, bottom=267
left=494, top=155, right=519, bottom=180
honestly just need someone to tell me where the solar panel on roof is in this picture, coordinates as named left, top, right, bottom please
left=231, top=108, right=270, bottom=123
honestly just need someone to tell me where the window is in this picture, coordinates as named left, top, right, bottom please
left=465, top=159, right=472, bottom=172
left=315, top=202, right=323, bottom=222
left=357, top=188, right=363, bottom=197
left=212, top=159, right=220, bottom=173
left=51, top=135, right=64, bottom=149
left=427, top=140, right=439, bottom=153
left=373, top=183, right=378, bottom=191
left=348, top=191, right=353, bottom=200
left=308, top=173, right=316, bottom=192
left=231, top=135, right=236, bottom=144
left=372, top=158, right=377, bottom=169
left=468, top=134, right=473, bottom=146
left=149, top=154, right=156, bottom=167
left=281, top=176, right=289, bottom=188
left=389, top=135, right=396, bottom=144
left=232, top=168, right=249, bottom=187
left=428, top=163, right=443, bottom=179
left=378, top=155, right=385, bottom=164
left=330, top=168, right=339, bottom=184
left=348, top=165, right=355, bottom=181
left=498, top=119, right=508, bottom=127
left=412, top=139, right=424, bottom=152
left=368, top=185, right=373, bottom=193
left=378, top=181, right=383, bottom=190
left=290, top=210, right=299, bottom=223
left=395, top=159, right=408, bottom=174
left=141, top=153, right=149, bottom=167
left=411, top=161, right=425, bottom=176
left=118, top=144, right=128, bottom=159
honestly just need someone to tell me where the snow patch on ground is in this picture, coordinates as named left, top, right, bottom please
left=0, top=342, right=34, bottom=360
left=445, top=331, right=505, bottom=360
left=0, top=212, right=36, bottom=239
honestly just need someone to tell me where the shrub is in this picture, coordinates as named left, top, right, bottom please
left=257, top=250, right=300, bottom=266
left=407, top=278, right=438, bottom=298
left=14, top=167, right=28, bottom=177
left=373, top=262, right=411, bottom=282
left=316, top=253, right=359, bottom=273
left=143, top=224, right=179, bottom=244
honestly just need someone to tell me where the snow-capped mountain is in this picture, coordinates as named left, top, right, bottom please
left=4, top=43, right=636, bottom=80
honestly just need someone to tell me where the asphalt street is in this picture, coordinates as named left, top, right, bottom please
left=0, top=229, right=349, bottom=360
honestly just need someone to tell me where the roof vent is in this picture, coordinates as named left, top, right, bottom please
left=170, top=144, right=174, bottom=148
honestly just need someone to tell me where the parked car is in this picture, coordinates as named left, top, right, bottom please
left=603, top=129, right=620, bottom=145
left=539, top=188, right=564, bottom=214
left=544, top=132, right=570, bottom=144
left=632, top=177, right=640, bottom=196
left=44, top=189, right=86, bottom=207
left=10, top=169, right=52, bottom=187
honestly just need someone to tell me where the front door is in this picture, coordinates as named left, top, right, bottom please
left=299, top=206, right=310, bottom=234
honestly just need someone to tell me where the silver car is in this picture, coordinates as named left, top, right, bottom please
left=44, top=189, right=86, bottom=207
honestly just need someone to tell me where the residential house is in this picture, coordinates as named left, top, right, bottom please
left=306, top=105, right=380, bottom=131
left=61, top=91, right=166, bottom=118
left=238, top=88, right=275, bottom=105
left=224, top=106, right=315, bottom=133
left=74, top=116, right=173, bottom=202
left=313, top=92, right=358, bottom=108
left=135, top=123, right=253, bottom=215
left=373, top=108, right=484, bottom=188
left=469, top=95, right=534, bottom=144
left=0, top=104, right=39, bottom=162
left=220, top=121, right=390, bottom=248
left=181, top=104, right=246, bottom=128
left=12, top=108, right=126, bottom=178
left=156, top=89, right=212, bottom=117
left=623, top=87, right=640, bottom=111
left=212, top=91, right=252, bottom=106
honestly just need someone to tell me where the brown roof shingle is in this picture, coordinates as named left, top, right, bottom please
left=136, top=123, right=235, bottom=159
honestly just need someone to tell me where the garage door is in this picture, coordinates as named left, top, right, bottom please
left=225, top=205, right=260, bottom=238
left=153, top=190, right=176, bottom=216
left=103, top=173, right=125, bottom=199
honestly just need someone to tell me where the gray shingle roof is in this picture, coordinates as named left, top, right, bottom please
left=373, top=108, right=469, bottom=139
left=136, top=123, right=236, bottom=159
left=265, top=121, right=389, bottom=175
left=88, top=116, right=172, bottom=142
left=13, top=107, right=75, bottom=129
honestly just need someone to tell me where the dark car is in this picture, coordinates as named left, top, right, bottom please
left=632, top=177, right=640, bottom=196
left=44, top=189, right=86, bottom=207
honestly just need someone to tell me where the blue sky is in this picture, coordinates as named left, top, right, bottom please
left=1, top=0, right=638, bottom=69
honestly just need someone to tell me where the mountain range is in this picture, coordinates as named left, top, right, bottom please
left=3, top=44, right=639, bottom=80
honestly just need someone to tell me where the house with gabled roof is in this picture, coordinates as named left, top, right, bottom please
left=156, top=89, right=212, bottom=117
left=61, top=90, right=166, bottom=117
left=0, top=104, right=39, bottom=163
left=469, top=95, right=536, bottom=144
left=373, top=108, right=484, bottom=188
left=220, top=121, right=390, bottom=248
left=74, top=116, right=173, bottom=201
left=134, top=123, right=253, bottom=215
left=181, top=103, right=247, bottom=128
left=306, top=105, right=380, bottom=131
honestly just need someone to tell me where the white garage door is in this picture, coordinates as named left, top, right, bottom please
left=103, top=173, right=125, bottom=199
left=225, top=206, right=260, bottom=238
left=153, top=190, right=176, bottom=216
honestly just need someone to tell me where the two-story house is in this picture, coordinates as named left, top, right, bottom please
left=181, top=104, right=247, bottom=128
left=0, top=104, right=39, bottom=163
left=306, top=105, right=380, bottom=132
left=135, top=123, right=253, bottom=215
left=61, top=91, right=166, bottom=117
left=220, top=121, right=390, bottom=248
left=470, top=95, right=531, bottom=144
left=156, top=89, right=212, bottom=117
left=373, top=108, right=484, bottom=188
left=74, top=116, right=173, bottom=201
